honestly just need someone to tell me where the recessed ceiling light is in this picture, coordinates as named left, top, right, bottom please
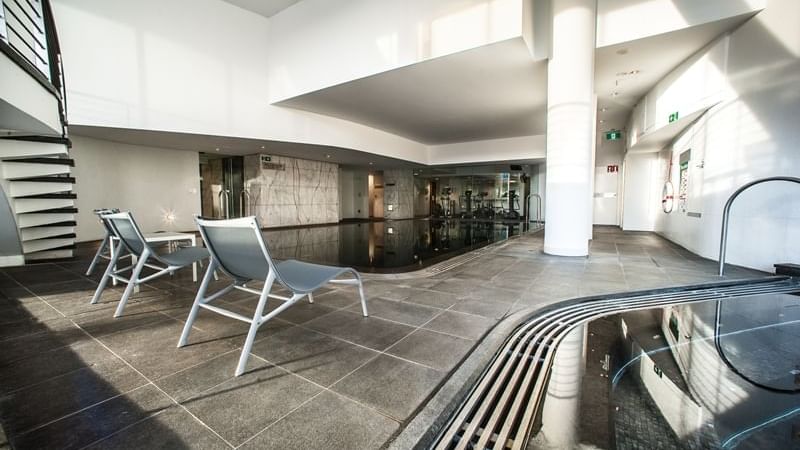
left=599, top=120, right=605, bottom=123
left=325, top=154, right=331, bottom=159
left=260, top=145, right=265, bottom=149
left=612, top=91, right=620, bottom=97
left=369, top=162, right=373, bottom=165
left=616, top=48, right=629, bottom=55
left=601, top=108, right=608, bottom=112
left=215, top=148, right=220, bottom=152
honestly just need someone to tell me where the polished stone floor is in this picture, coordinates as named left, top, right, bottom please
left=0, top=227, right=763, bottom=449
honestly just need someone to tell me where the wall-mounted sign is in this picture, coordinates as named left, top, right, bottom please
left=606, top=164, right=619, bottom=173
left=605, top=130, right=622, bottom=141
left=668, top=112, right=680, bottom=123
left=260, top=154, right=284, bottom=171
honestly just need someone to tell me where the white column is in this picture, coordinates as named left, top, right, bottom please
left=544, top=0, right=597, bottom=256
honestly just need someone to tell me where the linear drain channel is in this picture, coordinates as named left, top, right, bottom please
left=432, top=276, right=800, bottom=450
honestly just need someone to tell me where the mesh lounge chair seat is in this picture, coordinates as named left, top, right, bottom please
left=91, top=211, right=210, bottom=317
left=178, top=216, right=369, bottom=376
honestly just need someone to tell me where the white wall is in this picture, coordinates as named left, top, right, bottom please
left=621, top=152, right=662, bottom=231
left=268, top=0, right=526, bottom=102
left=70, top=135, right=200, bottom=242
left=52, top=0, right=428, bottom=164
left=427, top=134, right=545, bottom=165
left=630, top=0, right=800, bottom=271
left=596, top=0, right=764, bottom=48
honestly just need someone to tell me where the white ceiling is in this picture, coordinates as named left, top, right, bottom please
left=220, top=0, right=301, bottom=18
left=277, top=12, right=755, bottom=146
left=277, top=38, right=548, bottom=145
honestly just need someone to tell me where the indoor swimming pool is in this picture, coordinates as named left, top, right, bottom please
left=262, top=218, right=533, bottom=273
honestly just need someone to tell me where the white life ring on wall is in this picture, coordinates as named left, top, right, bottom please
left=662, top=181, right=674, bottom=213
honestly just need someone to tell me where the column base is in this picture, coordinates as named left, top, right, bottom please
left=543, top=244, right=588, bottom=257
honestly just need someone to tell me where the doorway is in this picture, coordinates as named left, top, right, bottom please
left=200, top=154, right=245, bottom=219
left=368, top=171, right=384, bottom=219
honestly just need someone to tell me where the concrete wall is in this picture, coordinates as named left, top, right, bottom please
left=625, top=0, right=800, bottom=271
left=70, top=135, right=200, bottom=242
left=427, top=134, right=545, bottom=166
left=244, top=154, right=338, bottom=227
left=382, top=169, right=415, bottom=220
left=0, top=185, right=23, bottom=264
left=621, top=152, right=662, bottom=231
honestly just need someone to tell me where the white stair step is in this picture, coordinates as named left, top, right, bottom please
left=25, top=249, right=73, bottom=261
left=8, top=181, right=73, bottom=197
left=20, top=226, right=75, bottom=241
left=0, top=139, right=68, bottom=159
left=2, top=161, right=71, bottom=179
left=14, top=197, right=74, bottom=213
left=17, top=213, right=75, bottom=228
left=23, top=237, right=75, bottom=254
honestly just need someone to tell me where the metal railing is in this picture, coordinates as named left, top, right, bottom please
left=240, top=188, right=252, bottom=217
left=1, top=0, right=68, bottom=137
left=218, top=189, right=231, bottom=219
left=524, top=193, right=542, bottom=224
left=718, top=176, right=800, bottom=276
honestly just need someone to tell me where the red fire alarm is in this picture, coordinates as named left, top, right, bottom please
left=607, top=165, right=619, bottom=173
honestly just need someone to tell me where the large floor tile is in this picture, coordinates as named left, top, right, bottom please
left=387, top=329, right=474, bottom=372
left=331, top=354, right=444, bottom=421
left=304, top=310, right=415, bottom=351
left=11, top=384, right=174, bottom=450
left=347, top=297, right=440, bottom=327
left=179, top=363, right=322, bottom=445
left=85, top=405, right=230, bottom=449
left=423, top=310, right=496, bottom=340
left=239, top=391, right=398, bottom=450
left=402, top=289, right=462, bottom=309
left=251, top=325, right=379, bottom=387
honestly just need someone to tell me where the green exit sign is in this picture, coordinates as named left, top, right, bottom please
left=605, top=130, right=622, bottom=141
left=668, top=112, right=679, bottom=123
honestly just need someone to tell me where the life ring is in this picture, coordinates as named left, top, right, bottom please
left=662, top=181, right=674, bottom=213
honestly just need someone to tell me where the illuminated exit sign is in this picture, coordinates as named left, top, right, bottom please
left=605, top=130, right=622, bottom=141
left=668, top=112, right=679, bottom=123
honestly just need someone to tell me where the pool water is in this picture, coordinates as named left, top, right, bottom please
left=262, top=218, right=531, bottom=272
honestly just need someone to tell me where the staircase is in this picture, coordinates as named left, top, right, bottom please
left=1, top=0, right=75, bottom=265
left=0, top=137, right=76, bottom=261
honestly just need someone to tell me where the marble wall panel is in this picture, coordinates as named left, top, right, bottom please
left=383, top=169, right=415, bottom=220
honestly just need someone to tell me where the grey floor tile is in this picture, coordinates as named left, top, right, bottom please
left=347, top=297, right=440, bottom=327
left=84, top=405, right=229, bottom=450
left=180, top=363, right=322, bottom=446
left=423, top=310, right=496, bottom=340
left=331, top=354, right=444, bottom=421
left=263, top=300, right=338, bottom=325
left=12, top=384, right=174, bottom=450
left=304, top=310, right=415, bottom=351
left=449, top=298, right=511, bottom=319
left=155, top=350, right=270, bottom=403
left=239, top=391, right=398, bottom=450
left=99, top=318, right=240, bottom=380
left=402, top=290, right=461, bottom=309
left=387, top=329, right=474, bottom=372
left=312, top=289, right=361, bottom=309
left=250, top=326, right=378, bottom=387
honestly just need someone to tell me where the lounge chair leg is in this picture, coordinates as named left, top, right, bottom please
left=235, top=271, right=275, bottom=377
left=354, top=271, right=368, bottom=317
left=178, top=260, right=217, bottom=347
left=91, top=240, right=124, bottom=304
left=114, top=249, right=150, bottom=318
left=307, top=292, right=314, bottom=304
left=86, top=234, right=109, bottom=276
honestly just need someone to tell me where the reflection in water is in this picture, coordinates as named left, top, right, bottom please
left=535, top=293, right=800, bottom=449
left=263, top=218, right=529, bottom=272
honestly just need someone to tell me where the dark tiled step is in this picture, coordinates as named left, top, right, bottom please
left=27, top=232, right=77, bottom=240
left=775, top=263, right=800, bottom=277
left=15, top=176, right=76, bottom=183
left=4, top=157, right=75, bottom=166
left=17, top=193, right=77, bottom=199
left=0, top=135, right=71, bottom=147
left=21, top=207, right=78, bottom=214
left=26, top=220, right=77, bottom=228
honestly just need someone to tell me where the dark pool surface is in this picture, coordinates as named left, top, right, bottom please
left=534, top=292, right=800, bottom=449
left=262, top=218, right=532, bottom=272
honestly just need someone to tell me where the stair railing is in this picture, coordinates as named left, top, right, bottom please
left=718, top=176, right=800, bottom=276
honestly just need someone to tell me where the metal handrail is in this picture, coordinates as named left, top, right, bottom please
left=525, top=193, right=542, bottom=224
left=240, top=188, right=252, bottom=217
left=718, top=176, right=800, bottom=276
left=218, top=189, right=231, bottom=219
